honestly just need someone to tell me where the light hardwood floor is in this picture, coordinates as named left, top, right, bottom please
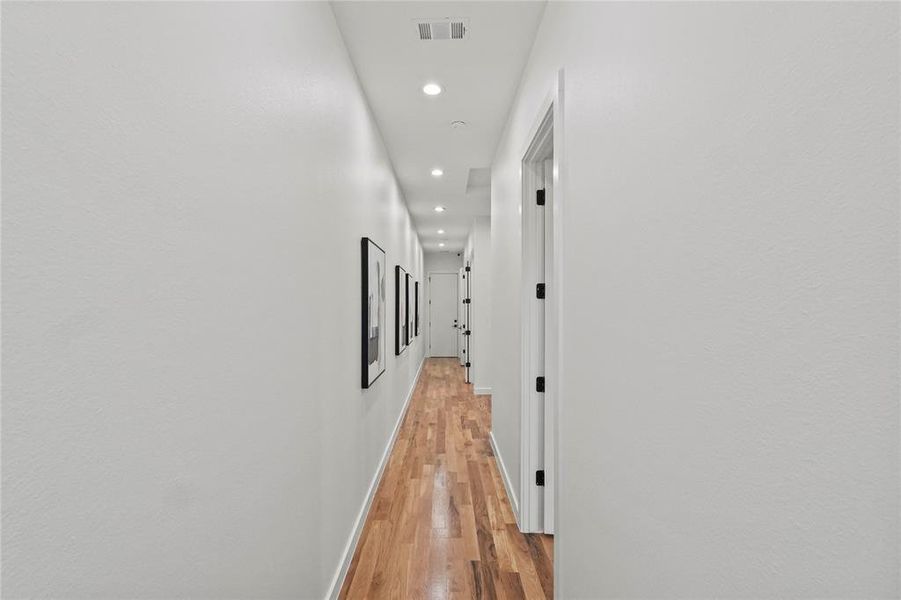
left=340, top=358, right=553, bottom=599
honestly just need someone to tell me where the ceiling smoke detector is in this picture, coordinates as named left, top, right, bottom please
left=414, top=18, right=469, bottom=41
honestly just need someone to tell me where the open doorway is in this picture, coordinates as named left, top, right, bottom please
left=520, top=73, right=563, bottom=539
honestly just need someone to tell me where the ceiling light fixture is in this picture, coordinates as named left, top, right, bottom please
left=431, top=168, right=444, bottom=177
left=434, top=206, right=445, bottom=213
left=451, top=120, right=467, bottom=129
left=437, top=229, right=445, bottom=234
left=422, top=83, right=442, bottom=96
left=439, top=243, right=445, bottom=247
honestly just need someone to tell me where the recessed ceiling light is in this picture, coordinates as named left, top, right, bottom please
left=437, top=229, right=445, bottom=234
left=439, top=242, right=445, bottom=247
left=434, top=206, right=445, bottom=213
left=422, top=83, right=442, bottom=96
left=431, top=168, right=443, bottom=177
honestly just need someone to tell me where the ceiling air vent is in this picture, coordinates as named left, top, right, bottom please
left=414, top=18, right=468, bottom=41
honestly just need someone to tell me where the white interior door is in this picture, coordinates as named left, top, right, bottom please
left=457, top=268, right=465, bottom=364
left=463, top=261, right=471, bottom=383
left=429, top=273, right=457, bottom=357
left=528, top=159, right=547, bottom=533
left=541, top=157, right=555, bottom=534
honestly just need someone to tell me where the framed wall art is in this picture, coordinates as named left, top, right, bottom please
left=361, top=238, right=386, bottom=388
left=405, top=272, right=413, bottom=345
left=395, top=265, right=407, bottom=355
left=415, top=281, right=420, bottom=336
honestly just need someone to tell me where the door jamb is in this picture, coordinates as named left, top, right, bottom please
left=519, top=70, right=564, bottom=544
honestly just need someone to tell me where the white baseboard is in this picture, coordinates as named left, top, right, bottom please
left=325, top=356, right=425, bottom=600
left=489, top=430, right=520, bottom=529
left=474, top=386, right=492, bottom=395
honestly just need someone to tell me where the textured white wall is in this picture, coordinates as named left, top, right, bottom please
left=2, top=3, right=424, bottom=598
left=491, top=2, right=899, bottom=597
left=465, top=217, right=492, bottom=393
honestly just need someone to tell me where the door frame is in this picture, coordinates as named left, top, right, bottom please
left=457, top=268, right=465, bottom=365
left=427, top=270, right=459, bottom=358
left=463, top=260, right=471, bottom=384
left=519, top=70, right=564, bottom=540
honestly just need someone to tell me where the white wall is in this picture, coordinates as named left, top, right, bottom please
left=464, top=217, right=492, bottom=394
left=1, top=3, right=424, bottom=598
left=424, top=251, right=464, bottom=274
left=423, top=251, right=463, bottom=356
left=491, top=2, right=899, bottom=597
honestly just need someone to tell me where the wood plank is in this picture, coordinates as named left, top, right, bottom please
left=504, top=524, right=546, bottom=600
left=499, top=570, right=527, bottom=600
left=526, top=534, right=554, bottom=599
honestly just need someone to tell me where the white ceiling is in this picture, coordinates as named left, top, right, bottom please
left=332, top=1, right=546, bottom=252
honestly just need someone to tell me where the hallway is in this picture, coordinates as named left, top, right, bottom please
left=2, top=1, right=899, bottom=598
left=340, top=359, right=553, bottom=599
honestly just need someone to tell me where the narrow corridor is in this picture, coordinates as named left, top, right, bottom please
left=4, top=3, right=898, bottom=598
left=340, top=359, right=553, bottom=599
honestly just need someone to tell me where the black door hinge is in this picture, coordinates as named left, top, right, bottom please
left=464, top=330, right=471, bottom=336
left=464, top=298, right=471, bottom=304
left=536, top=189, right=546, bottom=206
left=465, top=266, right=471, bottom=272
left=465, top=362, right=471, bottom=368
left=536, top=470, right=545, bottom=486
left=536, top=283, right=545, bottom=299
left=536, top=376, right=545, bottom=393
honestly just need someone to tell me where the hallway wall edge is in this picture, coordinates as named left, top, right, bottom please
left=490, top=430, right=521, bottom=529
left=325, top=355, right=426, bottom=600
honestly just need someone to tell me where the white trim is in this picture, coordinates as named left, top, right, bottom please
left=519, top=71, right=565, bottom=540
left=548, top=69, right=566, bottom=543
left=474, top=386, right=492, bottom=395
left=520, top=97, right=554, bottom=535
left=325, top=356, right=425, bottom=600
left=489, top=430, right=520, bottom=528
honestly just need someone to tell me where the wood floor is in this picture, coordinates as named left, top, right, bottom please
left=340, top=358, right=553, bottom=599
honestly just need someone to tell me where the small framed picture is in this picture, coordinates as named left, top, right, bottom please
left=405, top=272, right=413, bottom=345
left=415, top=281, right=420, bottom=336
left=395, top=265, right=408, bottom=355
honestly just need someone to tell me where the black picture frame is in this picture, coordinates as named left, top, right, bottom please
left=361, top=238, right=387, bottom=389
left=415, top=281, right=420, bottom=336
left=395, top=265, right=407, bottom=355
left=405, top=272, right=413, bottom=345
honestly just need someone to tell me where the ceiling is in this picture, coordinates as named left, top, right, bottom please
left=332, top=1, right=546, bottom=252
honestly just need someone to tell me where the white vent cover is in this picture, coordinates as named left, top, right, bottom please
left=414, top=18, right=468, bottom=41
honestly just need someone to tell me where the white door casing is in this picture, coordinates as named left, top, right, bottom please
left=519, top=71, right=563, bottom=537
